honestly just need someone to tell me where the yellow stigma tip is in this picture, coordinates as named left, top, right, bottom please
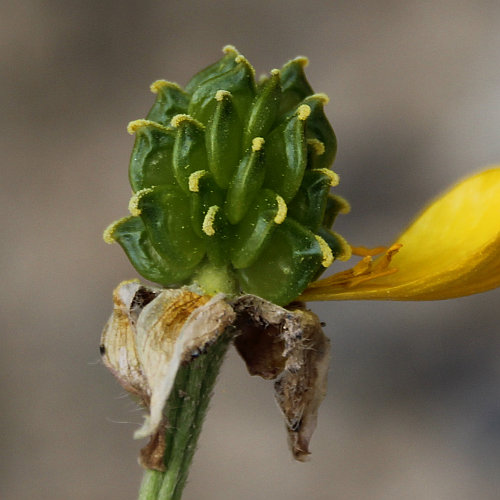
left=223, top=45, right=239, bottom=55
left=234, top=54, right=256, bottom=76
left=127, top=119, right=170, bottom=135
left=274, top=195, right=287, bottom=224
left=102, top=222, right=117, bottom=244
left=170, top=114, right=204, bottom=129
left=314, top=93, right=330, bottom=105
left=150, top=80, right=166, bottom=94
left=270, top=68, right=280, bottom=76
left=127, top=119, right=148, bottom=135
left=294, top=56, right=309, bottom=68
left=335, top=232, right=352, bottom=261
left=307, top=138, right=325, bottom=156
left=188, top=170, right=207, bottom=192
left=297, top=104, right=311, bottom=121
left=149, top=80, right=182, bottom=94
left=170, top=114, right=190, bottom=128
left=128, top=187, right=154, bottom=216
left=251, top=137, right=265, bottom=152
left=102, top=216, right=133, bottom=244
left=215, top=89, right=231, bottom=101
left=337, top=196, right=351, bottom=214
left=202, top=205, right=219, bottom=236
left=315, top=235, right=334, bottom=268
left=313, top=168, right=340, bottom=187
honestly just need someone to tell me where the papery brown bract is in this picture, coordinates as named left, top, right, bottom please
left=233, top=296, right=330, bottom=460
left=102, top=283, right=331, bottom=462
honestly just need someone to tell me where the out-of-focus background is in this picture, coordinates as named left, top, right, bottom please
left=2, top=1, right=500, bottom=498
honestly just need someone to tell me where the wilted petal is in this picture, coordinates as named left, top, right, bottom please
left=301, top=167, right=500, bottom=301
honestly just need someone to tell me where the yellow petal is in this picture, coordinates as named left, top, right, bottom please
left=300, top=167, right=500, bottom=301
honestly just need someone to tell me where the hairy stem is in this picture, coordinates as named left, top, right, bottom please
left=138, top=331, right=232, bottom=500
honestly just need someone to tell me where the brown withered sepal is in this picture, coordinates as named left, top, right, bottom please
left=101, top=282, right=330, bottom=465
left=233, top=295, right=330, bottom=461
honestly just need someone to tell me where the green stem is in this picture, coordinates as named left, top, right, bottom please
left=138, top=470, right=162, bottom=500
left=138, top=330, right=232, bottom=500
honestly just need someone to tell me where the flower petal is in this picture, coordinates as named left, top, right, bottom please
left=301, top=167, right=500, bottom=301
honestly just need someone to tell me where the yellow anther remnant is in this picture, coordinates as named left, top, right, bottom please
left=150, top=80, right=183, bottom=94
left=170, top=114, right=204, bottom=129
left=202, top=205, right=219, bottom=236
left=188, top=170, right=207, bottom=192
left=350, top=245, right=388, bottom=257
left=313, top=168, right=340, bottom=187
left=251, top=137, right=265, bottom=152
left=270, top=68, right=280, bottom=76
left=307, top=138, right=325, bottom=156
left=102, top=216, right=133, bottom=244
left=297, top=104, right=311, bottom=121
left=274, top=195, right=287, bottom=224
left=215, top=89, right=231, bottom=101
left=307, top=243, right=401, bottom=291
left=128, top=187, right=154, bottom=216
left=315, top=235, right=334, bottom=268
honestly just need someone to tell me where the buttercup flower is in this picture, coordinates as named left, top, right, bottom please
left=101, top=46, right=500, bottom=500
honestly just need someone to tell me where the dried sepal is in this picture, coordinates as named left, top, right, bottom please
left=100, top=280, right=154, bottom=397
left=233, top=295, right=330, bottom=460
left=100, top=282, right=235, bottom=441
left=102, top=283, right=330, bottom=462
left=134, top=290, right=235, bottom=438
left=273, top=306, right=330, bottom=461
left=139, top=419, right=168, bottom=471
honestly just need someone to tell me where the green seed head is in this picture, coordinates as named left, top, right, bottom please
left=105, top=46, right=350, bottom=305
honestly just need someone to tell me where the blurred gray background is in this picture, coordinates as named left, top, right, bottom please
left=2, top=1, right=500, bottom=498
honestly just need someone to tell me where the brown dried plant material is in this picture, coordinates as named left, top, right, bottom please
left=233, top=322, right=286, bottom=380
left=139, top=419, right=168, bottom=471
left=100, top=280, right=151, bottom=398
left=274, top=307, right=330, bottom=461
left=100, top=282, right=235, bottom=440
left=102, top=284, right=330, bottom=463
left=233, top=296, right=330, bottom=461
left=134, top=290, right=235, bottom=438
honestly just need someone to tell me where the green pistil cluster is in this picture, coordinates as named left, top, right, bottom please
left=104, top=46, right=350, bottom=306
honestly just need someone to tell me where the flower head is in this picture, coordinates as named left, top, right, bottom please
left=104, top=46, right=350, bottom=306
